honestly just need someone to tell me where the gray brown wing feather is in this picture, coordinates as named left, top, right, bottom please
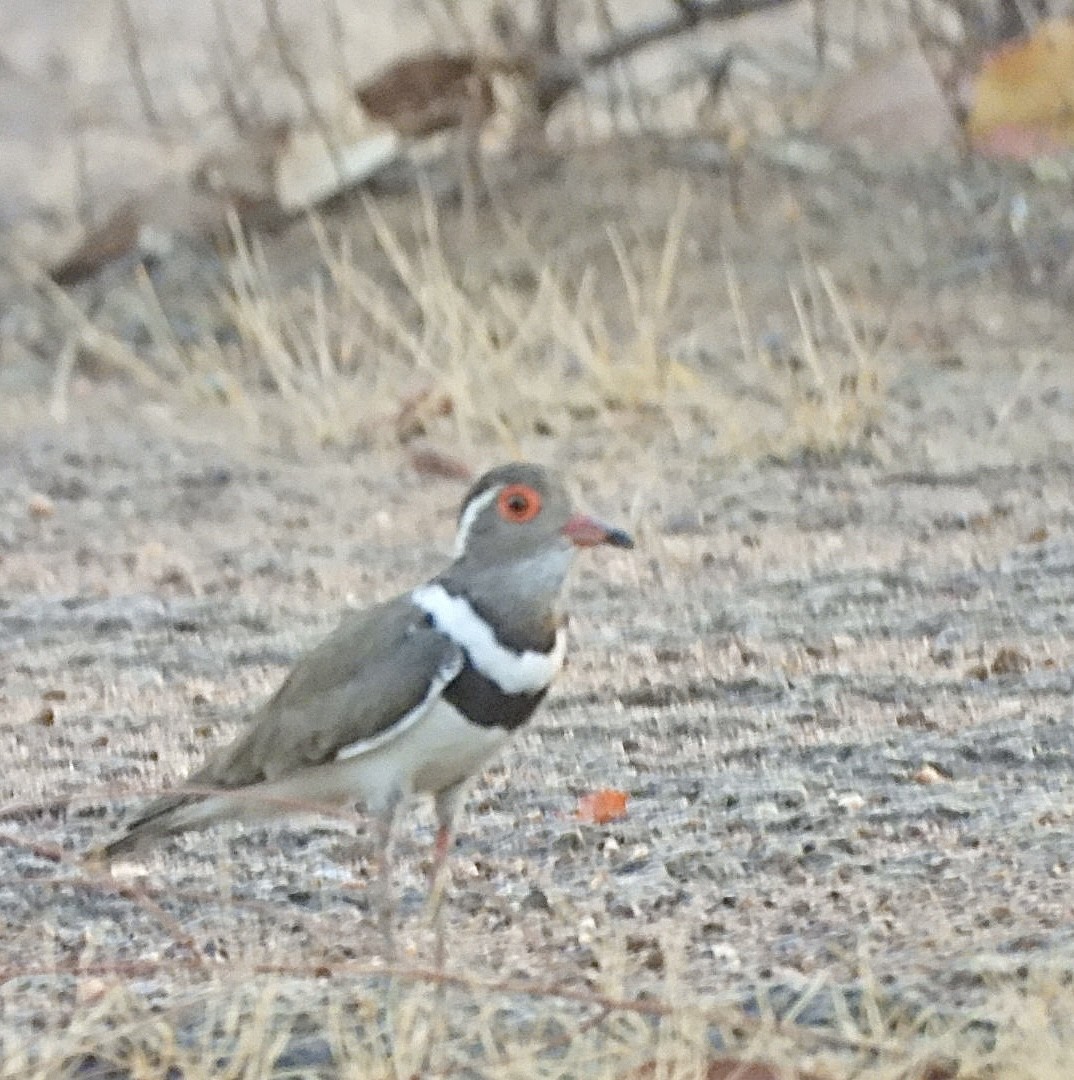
left=99, top=595, right=462, bottom=855
left=194, top=596, right=462, bottom=787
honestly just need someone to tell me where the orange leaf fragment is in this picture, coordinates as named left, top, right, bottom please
left=576, top=789, right=629, bottom=825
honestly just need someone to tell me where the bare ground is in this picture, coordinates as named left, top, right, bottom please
left=3, top=139, right=1074, bottom=1076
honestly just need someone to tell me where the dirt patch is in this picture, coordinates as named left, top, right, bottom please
left=3, top=137, right=1074, bottom=1074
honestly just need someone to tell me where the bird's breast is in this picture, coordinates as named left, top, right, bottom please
left=403, top=699, right=511, bottom=795
left=442, top=663, right=549, bottom=732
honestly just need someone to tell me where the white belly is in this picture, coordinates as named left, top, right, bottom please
left=344, top=698, right=510, bottom=801
left=227, top=700, right=509, bottom=820
left=169, top=701, right=512, bottom=837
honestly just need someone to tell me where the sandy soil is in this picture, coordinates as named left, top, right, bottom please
left=3, top=134, right=1074, bottom=1074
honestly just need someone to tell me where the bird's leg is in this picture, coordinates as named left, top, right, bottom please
left=372, top=795, right=400, bottom=960
left=425, top=826, right=453, bottom=932
left=428, top=830, right=452, bottom=975
left=428, top=783, right=465, bottom=907
left=431, top=822, right=452, bottom=882
left=405, top=794, right=462, bottom=1079
left=426, top=782, right=466, bottom=968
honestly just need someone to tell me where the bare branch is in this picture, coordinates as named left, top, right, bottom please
left=532, top=0, right=799, bottom=115
left=114, top=0, right=163, bottom=127
left=587, top=0, right=795, bottom=71
left=211, top=0, right=271, bottom=135
left=536, top=0, right=562, bottom=53
left=262, top=0, right=346, bottom=177
left=592, top=0, right=646, bottom=131
left=670, top=0, right=703, bottom=23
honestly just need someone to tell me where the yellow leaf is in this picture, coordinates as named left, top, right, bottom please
left=968, top=19, right=1074, bottom=159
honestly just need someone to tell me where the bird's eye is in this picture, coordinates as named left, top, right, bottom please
left=497, top=484, right=541, bottom=523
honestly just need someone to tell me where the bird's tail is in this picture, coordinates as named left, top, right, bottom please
left=86, top=790, right=229, bottom=865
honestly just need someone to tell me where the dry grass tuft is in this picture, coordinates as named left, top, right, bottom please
left=27, top=188, right=890, bottom=464
left=216, top=192, right=888, bottom=461
left=3, top=808, right=1073, bottom=1080
left=7, top=937, right=1074, bottom=1079
left=724, top=255, right=887, bottom=464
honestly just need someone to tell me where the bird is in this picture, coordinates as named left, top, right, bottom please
left=92, top=463, right=632, bottom=934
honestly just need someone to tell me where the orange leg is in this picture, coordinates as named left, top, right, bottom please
left=427, top=783, right=465, bottom=956
left=433, top=823, right=452, bottom=872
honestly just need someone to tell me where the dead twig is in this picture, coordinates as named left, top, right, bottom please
left=531, top=0, right=798, bottom=116
left=261, top=0, right=347, bottom=179
left=114, top=0, right=163, bottom=127
left=211, top=0, right=267, bottom=136
left=0, top=953, right=906, bottom=1058
left=536, top=0, right=561, bottom=53
left=592, top=0, right=647, bottom=132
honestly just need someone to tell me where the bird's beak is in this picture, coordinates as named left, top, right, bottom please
left=562, top=513, right=634, bottom=549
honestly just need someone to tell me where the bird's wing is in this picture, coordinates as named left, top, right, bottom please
left=194, top=596, right=464, bottom=788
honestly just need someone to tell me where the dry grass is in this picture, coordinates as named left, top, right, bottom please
left=29, top=186, right=888, bottom=467
left=221, top=191, right=887, bottom=461
left=5, top=868, right=1074, bottom=1080
left=3, top=153, right=1038, bottom=1080
left=0, top=826, right=1069, bottom=1079
left=723, top=252, right=887, bottom=463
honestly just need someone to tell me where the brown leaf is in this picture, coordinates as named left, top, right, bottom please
left=356, top=52, right=495, bottom=138
left=410, top=449, right=473, bottom=482
left=991, top=646, right=1031, bottom=675
left=919, top=1060, right=960, bottom=1080
left=706, top=1062, right=794, bottom=1080
left=49, top=203, right=141, bottom=285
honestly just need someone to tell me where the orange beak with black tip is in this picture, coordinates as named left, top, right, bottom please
left=561, top=513, right=634, bottom=549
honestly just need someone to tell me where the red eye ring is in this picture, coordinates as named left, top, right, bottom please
left=497, top=484, right=541, bottom=524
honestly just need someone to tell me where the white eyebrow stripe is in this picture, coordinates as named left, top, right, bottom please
left=453, top=485, right=501, bottom=558
left=411, top=583, right=566, bottom=694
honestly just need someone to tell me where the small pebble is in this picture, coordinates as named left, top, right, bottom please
left=27, top=492, right=54, bottom=518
